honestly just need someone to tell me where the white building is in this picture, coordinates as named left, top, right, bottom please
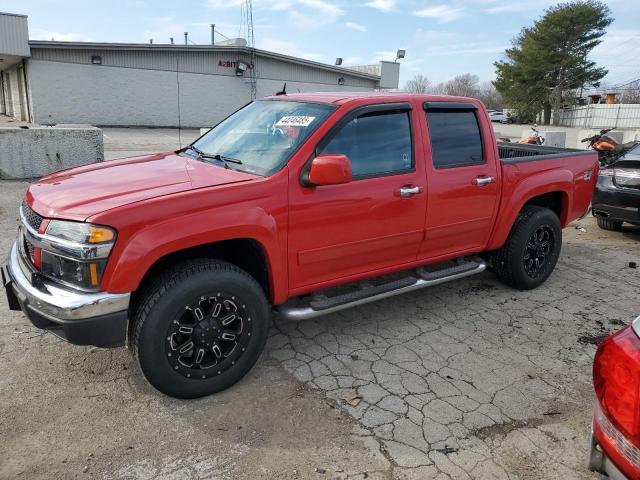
left=0, top=12, right=400, bottom=127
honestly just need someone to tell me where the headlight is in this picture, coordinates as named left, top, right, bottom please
left=39, top=220, right=116, bottom=291
left=40, top=251, right=108, bottom=290
left=46, top=221, right=115, bottom=244
left=598, top=168, right=615, bottom=188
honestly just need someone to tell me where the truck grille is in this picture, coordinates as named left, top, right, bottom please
left=23, top=235, right=35, bottom=262
left=21, top=202, right=44, bottom=231
left=20, top=202, right=44, bottom=268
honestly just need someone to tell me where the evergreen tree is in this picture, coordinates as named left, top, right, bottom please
left=494, top=1, right=612, bottom=124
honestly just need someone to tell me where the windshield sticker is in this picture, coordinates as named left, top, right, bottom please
left=275, top=116, right=316, bottom=127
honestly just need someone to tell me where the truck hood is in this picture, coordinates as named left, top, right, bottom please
left=26, top=152, right=259, bottom=221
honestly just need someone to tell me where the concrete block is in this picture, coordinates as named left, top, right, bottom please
left=0, top=126, right=104, bottom=179
left=541, top=131, right=566, bottom=148
left=607, top=130, right=624, bottom=143
left=624, top=130, right=640, bottom=143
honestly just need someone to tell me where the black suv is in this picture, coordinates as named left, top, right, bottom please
left=593, top=143, right=640, bottom=230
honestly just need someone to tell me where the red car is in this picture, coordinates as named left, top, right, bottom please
left=3, top=92, right=598, bottom=398
left=590, top=316, right=640, bottom=479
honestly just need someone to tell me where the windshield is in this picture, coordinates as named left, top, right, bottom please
left=190, top=99, right=336, bottom=176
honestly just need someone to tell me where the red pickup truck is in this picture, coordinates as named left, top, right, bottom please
left=3, top=93, right=598, bottom=398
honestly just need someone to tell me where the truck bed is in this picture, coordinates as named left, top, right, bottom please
left=489, top=144, right=599, bottom=252
left=498, top=143, right=592, bottom=163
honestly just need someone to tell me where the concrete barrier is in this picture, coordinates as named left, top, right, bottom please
left=0, top=126, right=104, bottom=179
left=541, top=131, right=566, bottom=148
left=518, top=128, right=566, bottom=147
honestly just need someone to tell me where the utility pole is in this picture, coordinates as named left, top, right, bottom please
left=244, top=0, right=257, bottom=100
left=184, top=32, right=188, bottom=45
left=211, top=24, right=215, bottom=45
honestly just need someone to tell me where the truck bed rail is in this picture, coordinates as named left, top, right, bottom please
left=499, top=143, right=591, bottom=163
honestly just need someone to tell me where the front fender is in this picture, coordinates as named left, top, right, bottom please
left=487, top=167, right=573, bottom=250
left=99, top=202, right=287, bottom=303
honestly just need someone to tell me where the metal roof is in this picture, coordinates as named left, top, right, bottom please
left=27, top=40, right=382, bottom=81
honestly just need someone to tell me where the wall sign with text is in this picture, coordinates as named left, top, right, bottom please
left=218, top=60, right=254, bottom=69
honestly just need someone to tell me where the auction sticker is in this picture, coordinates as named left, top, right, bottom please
left=275, top=116, right=316, bottom=127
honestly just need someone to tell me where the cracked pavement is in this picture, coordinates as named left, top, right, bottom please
left=1, top=130, right=639, bottom=479
left=268, top=227, right=639, bottom=479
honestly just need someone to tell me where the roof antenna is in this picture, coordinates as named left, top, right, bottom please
left=275, top=82, right=287, bottom=96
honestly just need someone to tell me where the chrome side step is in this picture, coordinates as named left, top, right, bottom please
left=277, top=258, right=487, bottom=321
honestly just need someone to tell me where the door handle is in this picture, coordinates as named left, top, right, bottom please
left=473, top=176, right=494, bottom=186
left=398, top=185, right=422, bottom=197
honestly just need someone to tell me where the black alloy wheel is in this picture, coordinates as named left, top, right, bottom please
left=133, top=259, right=270, bottom=398
left=523, top=225, right=555, bottom=279
left=166, top=294, right=251, bottom=379
left=493, top=205, right=562, bottom=290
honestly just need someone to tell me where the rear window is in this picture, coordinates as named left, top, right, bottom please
left=426, top=111, right=484, bottom=168
left=628, top=143, right=640, bottom=157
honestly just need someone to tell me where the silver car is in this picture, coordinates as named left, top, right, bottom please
left=489, top=111, right=514, bottom=124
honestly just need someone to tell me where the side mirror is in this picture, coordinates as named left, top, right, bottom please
left=307, top=154, right=352, bottom=186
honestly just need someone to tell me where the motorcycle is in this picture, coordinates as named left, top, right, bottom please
left=495, top=125, right=545, bottom=145
left=581, top=128, right=639, bottom=166
left=518, top=125, right=545, bottom=145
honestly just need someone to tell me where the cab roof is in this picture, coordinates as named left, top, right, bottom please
left=263, top=91, right=479, bottom=106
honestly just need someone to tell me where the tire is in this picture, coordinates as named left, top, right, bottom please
left=493, top=206, right=562, bottom=290
left=133, top=259, right=270, bottom=399
left=596, top=217, right=623, bottom=231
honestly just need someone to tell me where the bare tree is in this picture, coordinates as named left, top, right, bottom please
left=404, top=73, right=504, bottom=110
left=620, top=80, right=640, bottom=104
left=477, top=82, right=504, bottom=110
left=404, top=74, right=431, bottom=93
left=430, top=82, right=447, bottom=95
left=444, top=73, right=480, bottom=97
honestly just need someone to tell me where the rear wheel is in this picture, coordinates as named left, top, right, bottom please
left=133, top=259, right=270, bottom=399
left=596, top=216, right=623, bottom=231
left=493, top=206, right=562, bottom=290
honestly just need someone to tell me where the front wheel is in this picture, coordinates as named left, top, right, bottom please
left=132, top=259, right=270, bottom=398
left=493, top=206, right=562, bottom=290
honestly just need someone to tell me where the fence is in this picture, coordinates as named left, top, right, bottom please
left=557, top=104, right=640, bottom=128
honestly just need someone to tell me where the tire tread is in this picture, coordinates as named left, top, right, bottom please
left=132, top=259, right=268, bottom=398
left=493, top=206, right=561, bottom=290
left=596, top=216, right=623, bottom=231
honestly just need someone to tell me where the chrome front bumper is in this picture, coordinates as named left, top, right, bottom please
left=3, top=241, right=131, bottom=347
left=5, top=241, right=129, bottom=320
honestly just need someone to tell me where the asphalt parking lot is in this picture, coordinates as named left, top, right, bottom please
left=1, top=129, right=640, bottom=479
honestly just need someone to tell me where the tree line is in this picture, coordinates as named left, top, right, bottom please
left=404, top=73, right=504, bottom=111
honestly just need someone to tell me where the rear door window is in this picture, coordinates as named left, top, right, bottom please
left=426, top=110, right=484, bottom=168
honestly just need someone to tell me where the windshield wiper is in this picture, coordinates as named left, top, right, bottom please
left=185, top=146, right=243, bottom=169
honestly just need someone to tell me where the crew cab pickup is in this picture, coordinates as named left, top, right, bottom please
left=2, top=93, right=598, bottom=398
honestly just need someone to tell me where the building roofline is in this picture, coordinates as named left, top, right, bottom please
left=0, top=11, right=28, bottom=17
left=27, top=40, right=382, bottom=81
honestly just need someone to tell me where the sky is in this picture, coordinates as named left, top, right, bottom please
left=3, top=0, right=639, bottom=88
